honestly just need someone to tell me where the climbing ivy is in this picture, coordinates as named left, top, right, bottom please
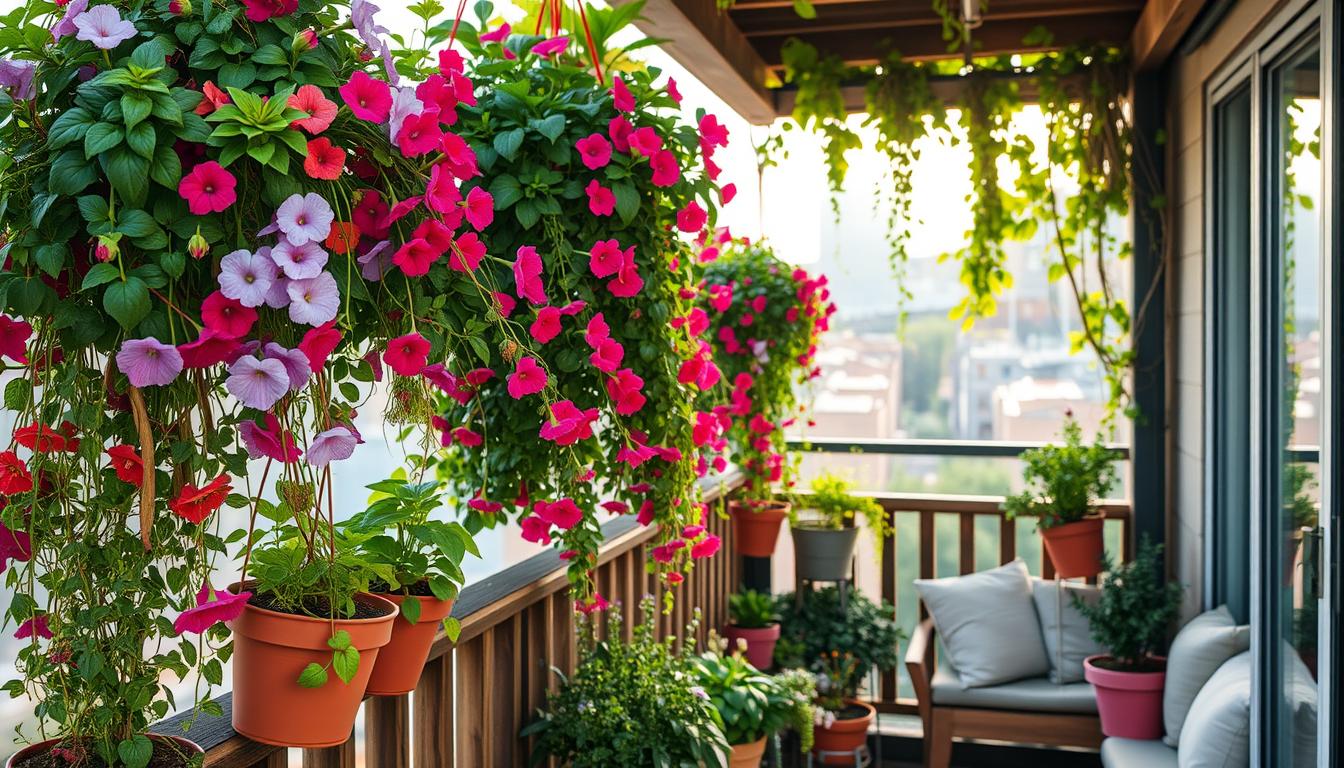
left=780, top=38, right=861, bottom=216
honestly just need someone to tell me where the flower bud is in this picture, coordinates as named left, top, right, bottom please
left=94, top=233, right=121, bottom=263
left=168, top=0, right=192, bottom=15
left=187, top=228, right=209, bottom=260
left=500, top=339, right=519, bottom=363
left=292, top=28, right=318, bottom=54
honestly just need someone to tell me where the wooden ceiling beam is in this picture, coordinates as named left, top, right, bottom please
left=735, top=1, right=1142, bottom=39
left=1131, top=0, right=1209, bottom=70
left=609, top=0, right=777, bottom=124
left=771, top=69, right=1088, bottom=116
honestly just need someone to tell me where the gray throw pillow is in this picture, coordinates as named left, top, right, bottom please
left=1163, top=606, right=1251, bottom=746
left=1031, top=579, right=1104, bottom=684
left=914, top=560, right=1049, bottom=688
left=1178, top=651, right=1250, bottom=768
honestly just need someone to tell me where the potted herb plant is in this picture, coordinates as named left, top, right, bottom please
left=1002, top=415, right=1119, bottom=578
left=790, top=473, right=890, bottom=582
left=1075, top=540, right=1182, bottom=740
left=343, top=473, right=477, bottom=696
left=724, top=589, right=781, bottom=671
left=702, top=239, right=834, bottom=557
left=691, top=642, right=815, bottom=766
left=775, top=588, right=903, bottom=766
left=229, top=522, right=398, bottom=748
left=524, top=597, right=730, bottom=767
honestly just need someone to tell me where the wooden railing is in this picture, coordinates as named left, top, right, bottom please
left=156, top=471, right=743, bottom=768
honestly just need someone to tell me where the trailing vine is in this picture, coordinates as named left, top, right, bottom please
left=780, top=38, right=861, bottom=216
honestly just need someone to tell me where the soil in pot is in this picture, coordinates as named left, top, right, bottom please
left=730, top=500, right=790, bottom=558
left=365, top=580, right=456, bottom=695
left=1040, top=516, right=1105, bottom=579
left=813, top=700, right=875, bottom=765
left=9, top=736, right=202, bottom=768
left=228, top=585, right=397, bottom=748
left=723, top=622, right=780, bottom=671
left=1084, top=655, right=1166, bottom=740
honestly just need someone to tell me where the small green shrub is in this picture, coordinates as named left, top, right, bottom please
left=691, top=644, right=815, bottom=750
left=728, top=589, right=779, bottom=629
left=793, top=472, right=892, bottom=559
left=1002, top=416, right=1119, bottom=529
left=774, top=587, right=903, bottom=698
left=1073, top=539, right=1182, bottom=670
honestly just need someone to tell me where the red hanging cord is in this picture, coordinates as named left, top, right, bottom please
left=448, top=0, right=469, bottom=45
left=577, top=0, right=603, bottom=85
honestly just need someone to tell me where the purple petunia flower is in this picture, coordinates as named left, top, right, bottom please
left=276, top=193, right=334, bottom=246
left=307, top=426, right=358, bottom=467
left=263, top=342, right=312, bottom=390
left=226, top=356, right=290, bottom=411
left=270, top=239, right=328, bottom=280
left=0, top=60, right=36, bottom=100
left=116, top=337, right=182, bottom=388
left=357, top=240, right=391, bottom=281
left=73, top=4, right=137, bottom=50
left=264, top=274, right=291, bottom=309
left=218, top=249, right=277, bottom=308
left=286, top=272, right=339, bottom=326
left=51, top=0, right=88, bottom=40
left=351, top=0, right=389, bottom=50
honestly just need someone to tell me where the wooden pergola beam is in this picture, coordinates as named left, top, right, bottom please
left=1130, top=0, right=1209, bottom=70
left=609, top=0, right=777, bottom=124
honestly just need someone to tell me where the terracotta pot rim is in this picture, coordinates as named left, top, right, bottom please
left=1084, top=654, right=1168, bottom=689
left=726, top=621, right=780, bottom=632
left=7, top=735, right=203, bottom=767
left=228, top=583, right=399, bottom=625
left=730, top=498, right=792, bottom=514
left=822, top=699, right=876, bottom=729
left=1042, top=513, right=1105, bottom=531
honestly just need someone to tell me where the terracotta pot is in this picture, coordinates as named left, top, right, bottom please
left=366, top=591, right=455, bottom=695
left=812, top=700, right=874, bottom=765
left=7, top=735, right=202, bottom=767
left=729, top=737, right=767, bottom=768
left=1084, top=655, right=1166, bottom=739
left=1040, top=515, right=1105, bottom=578
left=730, top=500, right=790, bottom=557
left=227, top=586, right=398, bottom=748
left=723, top=622, right=780, bottom=671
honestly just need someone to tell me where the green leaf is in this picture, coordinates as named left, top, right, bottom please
left=83, top=122, right=123, bottom=159
left=47, top=106, right=94, bottom=150
left=49, top=150, right=97, bottom=196
left=297, top=662, right=329, bottom=688
left=252, top=44, right=289, bottom=66
left=532, top=114, right=566, bottom=142
left=327, top=630, right=352, bottom=651
left=400, top=594, right=422, bottom=625
left=117, top=209, right=158, bottom=239
left=332, top=647, right=360, bottom=684
left=81, top=262, right=120, bottom=290
left=117, top=735, right=153, bottom=768
left=4, top=378, right=31, bottom=411
left=77, top=195, right=110, bottom=223
left=102, top=277, right=151, bottom=330
left=34, top=244, right=66, bottom=278
left=791, top=0, right=816, bottom=18
left=612, top=181, right=639, bottom=224
left=159, top=250, right=186, bottom=279
left=217, top=62, right=257, bottom=89
left=121, top=92, right=153, bottom=128
left=125, top=122, right=156, bottom=160
left=100, top=147, right=150, bottom=206
left=493, top=128, right=524, bottom=161
left=175, top=113, right=212, bottom=143
left=149, top=142, right=182, bottom=189
left=487, top=175, right=522, bottom=210
left=443, top=616, right=461, bottom=643
left=129, top=39, right=165, bottom=71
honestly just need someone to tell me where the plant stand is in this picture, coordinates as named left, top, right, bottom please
left=795, top=574, right=853, bottom=611
left=805, top=743, right=872, bottom=767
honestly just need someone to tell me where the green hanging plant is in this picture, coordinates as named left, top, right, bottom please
left=781, top=38, right=861, bottom=216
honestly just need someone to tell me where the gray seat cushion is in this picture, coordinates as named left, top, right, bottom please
left=1178, top=651, right=1250, bottom=768
left=915, top=560, right=1050, bottom=688
left=1032, top=578, right=1104, bottom=683
left=1101, top=737, right=1179, bottom=768
left=931, top=664, right=1097, bottom=714
left=1162, top=606, right=1250, bottom=746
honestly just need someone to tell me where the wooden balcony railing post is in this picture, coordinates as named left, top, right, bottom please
left=413, top=651, right=454, bottom=768
left=302, top=735, right=354, bottom=768
left=365, top=695, right=408, bottom=768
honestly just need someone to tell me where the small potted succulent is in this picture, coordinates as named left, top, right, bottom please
left=1076, top=540, right=1182, bottom=740
left=790, top=473, right=890, bottom=582
left=343, top=473, right=477, bottom=695
left=691, top=641, right=815, bottom=766
left=775, top=588, right=903, bottom=765
left=1003, top=415, right=1118, bottom=578
left=524, top=597, right=730, bottom=767
left=229, top=521, right=397, bottom=748
left=724, top=589, right=781, bottom=671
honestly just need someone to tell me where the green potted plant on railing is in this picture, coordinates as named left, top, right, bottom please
left=691, top=640, right=815, bottom=766
left=790, top=472, right=890, bottom=582
left=775, top=587, right=903, bottom=765
left=343, top=473, right=477, bottom=696
left=1002, top=414, right=1119, bottom=578
left=524, top=597, right=730, bottom=767
left=724, top=589, right=781, bottom=671
left=702, top=238, right=834, bottom=558
left=1075, top=540, right=1182, bottom=740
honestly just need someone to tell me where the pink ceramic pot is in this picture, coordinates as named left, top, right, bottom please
left=723, top=622, right=780, bottom=671
left=1084, top=655, right=1166, bottom=739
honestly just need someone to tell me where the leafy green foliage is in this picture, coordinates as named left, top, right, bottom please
left=1002, top=415, right=1119, bottom=529
left=690, top=644, right=814, bottom=749
left=780, top=38, right=860, bottom=216
left=525, top=598, right=730, bottom=767
left=727, top=589, right=777, bottom=629
left=792, top=472, right=891, bottom=559
left=1073, top=539, right=1182, bottom=669
left=774, top=587, right=903, bottom=698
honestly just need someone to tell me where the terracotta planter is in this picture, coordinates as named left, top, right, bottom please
left=723, top=622, right=780, bottom=671
left=730, top=500, right=790, bottom=557
left=1040, top=515, right=1105, bottom=578
left=812, top=700, right=874, bottom=765
left=7, top=735, right=202, bottom=767
left=1084, top=655, right=1166, bottom=739
left=792, top=526, right=859, bottom=582
left=366, top=591, right=455, bottom=695
left=729, top=737, right=767, bottom=767
left=227, top=586, right=398, bottom=747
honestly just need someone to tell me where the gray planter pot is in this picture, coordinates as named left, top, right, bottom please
left=792, top=526, right=859, bottom=582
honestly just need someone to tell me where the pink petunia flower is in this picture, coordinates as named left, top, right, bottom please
left=288, top=84, right=338, bottom=133
left=425, top=162, right=462, bottom=215
left=480, top=22, right=511, bottom=42
left=307, top=426, right=358, bottom=467
left=174, top=583, right=251, bottom=635
left=218, top=249, right=276, bottom=308
left=339, top=70, right=393, bottom=123
left=575, top=134, right=612, bottom=170
left=691, top=534, right=721, bottom=559
left=531, top=36, right=568, bottom=57
left=667, top=77, right=682, bottom=104
left=270, top=239, right=328, bottom=280
left=537, top=498, right=582, bottom=530
left=178, top=161, right=236, bottom=215
left=178, top=329, right=242, bottom=369
left=73, top=4, right=136, bottom=49
left=650, top=149, right=680, bottom=187
left=240, top=414, right=303, bottom=463
left=298, top=321, right=342, bottom=371
left=384, top=332, right=430, bottom=376
left=608, top=115, right=633, bottom=152
left=201, top=292, right=256, bottom=337
left=588, top=338, right=624, bottom=372
left=628, top=126, right=661, bottom=158
left=276, top=193, right=334, bottom=246
left=520, top=514, right=551, bottom=545
left=513, top=246, right=546, bottom=304
left=605, top=368, right=646, bottom=415
left=14, top=614, right=51, bottom=640
left=529, top=306, right=563, bottom=344
left=507, top=356, right=547, bottom=399
left=303, top=137, right=346, bottom=180
left=0, top=315, right=33, bottom=363
left=452, top=427, right=482, bottom=447
left=116, top=337, right=182, bottom=387
left=392, top=238, right=439, bottom=277
left=584, top=313, right=610, bottom=346
left=585, top=179, right=615, bottom=217
left=262, top=343, right=311, bottom=390
left=539, top=400, right=599, bottom=446
left=286, top=272, right=340, bottom=326
left=676, top=201, right=707, bottom=233
left=611, top=76, right=635, bottom=112
left=462, top=187, right=493, bottom=231
left=397, top=109, right=444, bottom=157
left=450, top=232, right=485, bottom=272
left=226, top=356, right=290, bottom=410
left=607, top=253, right=643, bottom=298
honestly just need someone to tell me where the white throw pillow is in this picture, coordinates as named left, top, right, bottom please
left=1031, top=579, right=1104, bottom=684
left=914, top=560, right=1049, bottom=688
left=1163, top=606, right=1251, bottom=746
left=1178, top=651, right=1250, bottom=768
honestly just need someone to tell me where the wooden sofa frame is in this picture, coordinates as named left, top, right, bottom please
left=905, top=618, right=1104, bottom=768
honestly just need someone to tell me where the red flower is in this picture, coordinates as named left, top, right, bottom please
left=288, top=84, right=337, bottom=134
left=14, top=423, right=76, bottom=453
left=106, top=445, right=143, bottom=487
left=303, top=137, right=346, bottom=180
left=608, top=116, right=633, bottom=152
left=628, top=126, right=661, bottom=158
left=325, top=221, right=360, bottom=255
left=169, top=475, right=231, bottom=524
left=194, top=81, right=230, bottom=116
left=588, top=239, right=625, bottom=278
left=178, top=328, right=242, bottom=369
left=449, top=233, right=485, bottom=272
left=339, top=71, right=393, bottom=123
left=384, top=333, right=430, bottom=376
left=201, top=291, right=257, bottom=337
left=240, top=0, right=297, bottom=22
left=397, top=109, right=445, bottom=157
left=649, top=150, right=680, bottom=187
left=575, top=134, right=612, bottom=169
left=463, top=187, right=493, bottom=231
left=353, top=190, right=390, bottom=239
left=392, top=238, right=439, bottom=277
left=611, top=76, right=635, bottom=112
left=529, top=306, right=563, bottom=344
left=298, top=321, right=342, bottom=371
left=585, top=180, right=615, bottom=217
left=178, top=161, right=237, bottom=215
left=507, top=356, right=547, bottom=399
left=0, top=315, right=32, bottom=364
left=512, top=246, right=547, bottom=305
left=174, top=583, right=251, bottom=635
left=676, top=201, right=707, bottom=233
left=0, top=517, right=31, bottom=573
left=605, top=368, right=646, bottom=415
left=0, top=452, right=33, bottom=495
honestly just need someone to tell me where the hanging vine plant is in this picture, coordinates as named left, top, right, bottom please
left=780, top=38, right=860, bottom=216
